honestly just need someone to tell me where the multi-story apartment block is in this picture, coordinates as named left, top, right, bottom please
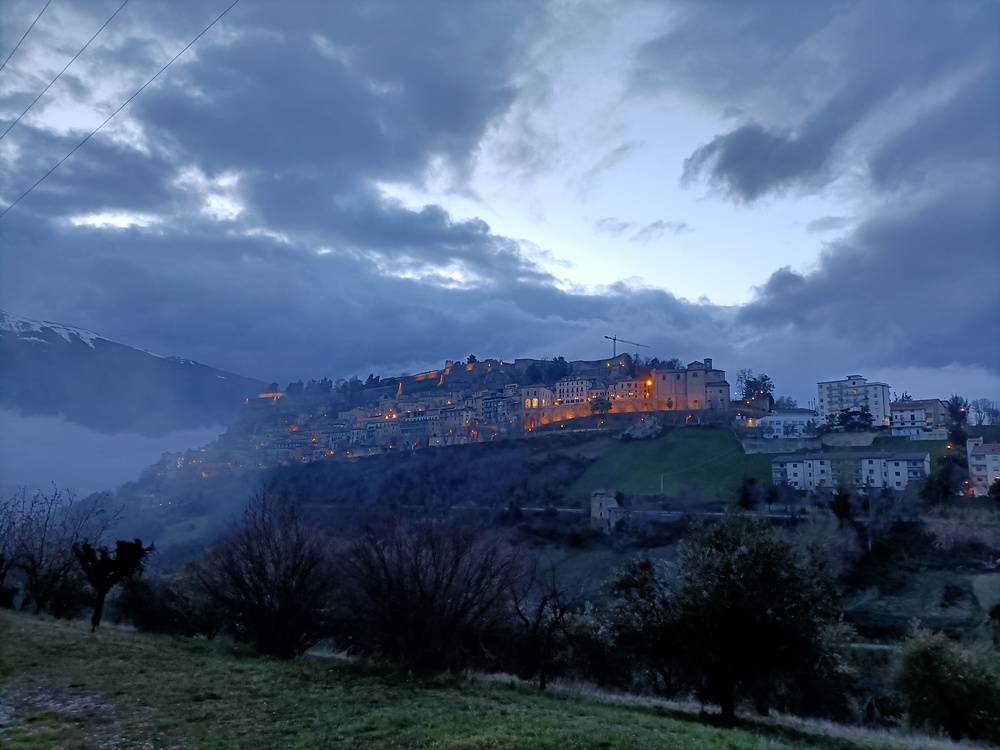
left=890, top=399, right=949, bottom=437
left=817, top=375, right=891, bottom=426
left=758, top=409, right=819, bottom=438
left=771, top=452, right=930, bottom=490
left=968, top=439, right=1000, bottom=496
left=555, top=375, right=597, bottom=404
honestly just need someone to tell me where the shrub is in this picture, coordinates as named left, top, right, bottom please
left=896, top=628, right=1000, bottom=743
left=337, top=518, right=516, bottom=671
left=199, top=492, right=338, bottom=658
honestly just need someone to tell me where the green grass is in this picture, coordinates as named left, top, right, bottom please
left=564, top=427, right=773, bottom=503
left=0, top=611, right=915, bottom=750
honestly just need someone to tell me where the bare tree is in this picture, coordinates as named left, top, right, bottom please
left=12, top=486, right=116, bottom=616
left=0, top=489, right=22, bottom=605
left=509, top=556, right=589, bottom=690
left=199, top=491, right=338, bottom=658
left=337, top=517, right=517, bottom=671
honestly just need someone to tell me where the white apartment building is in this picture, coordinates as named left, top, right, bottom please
left=968, top=439, right=1000, bottom=496
left=758, top=409, right=819, bottom=438
left=771, top=451, right=930, bottom=490
left=817, top=375, right=891, bottom=426
left=890, top=399, right=949, bottom=438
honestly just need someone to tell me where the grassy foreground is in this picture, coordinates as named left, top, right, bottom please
left=0, top=611, right=932, bottom=750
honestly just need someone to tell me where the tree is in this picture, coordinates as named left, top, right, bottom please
left=13, top=487, right=115, bottom=617
left=671, top=510, right=840, bottom=720
left=337, top=518, right=516, bottom=671
left=989, top=478, right=1000, bottom=502
left=73, top=539, right=153, bottom=631
left=897, top=628, right=1000, bottom=743
left=509, top=557, right=587, bottom=690
left=773, top=396, right=798, bottom=410
left=969, top=398, right=997, bottom=426
left=467, top=355, right=478, bottom=364
left=590, top=396, right=611, bottom=416
left=946, top=394, right=969, bottom=445
left=604, top=556, right=682, bottom=696
left=734, top=369, right=754, bottom=400
left=199, top=492, right=338, bottom=658
left=782, top=422, right=800, bottom=438
left=736, top=477, right=760, bottom=509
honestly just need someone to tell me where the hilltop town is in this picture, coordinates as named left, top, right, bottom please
left=150, top=354, right=999, bottom=498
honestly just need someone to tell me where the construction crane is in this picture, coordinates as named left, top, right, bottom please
left=604, top=335, right=649, bottom=357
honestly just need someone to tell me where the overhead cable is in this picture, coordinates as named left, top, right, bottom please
left=0, top=0, right=53, bottom=75
left=0, top=0, right=131, bottom=143
left=0, top=0, right=243, bottom=221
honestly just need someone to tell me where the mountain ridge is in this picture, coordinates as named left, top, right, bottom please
left=0, top=310, right=268, bottom=437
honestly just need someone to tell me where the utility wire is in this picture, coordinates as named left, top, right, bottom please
left=0, top=0, right=243, bottom=221
left=0, top=0, right=131, bottom=143
left=0, top=0, right=52, bottom=75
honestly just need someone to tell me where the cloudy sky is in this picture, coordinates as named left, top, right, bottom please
left=2, top=0, right=998, bottom=407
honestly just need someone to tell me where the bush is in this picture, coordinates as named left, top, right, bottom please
left=337, top=518, right=516, bottom=671
left=199, top=492, right=338, bottom=658
left=115, top=568, right=223, bottom=638
left=896, top=628, right=1000, bottom=743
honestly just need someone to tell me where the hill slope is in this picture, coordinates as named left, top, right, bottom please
left=1, top=611, right=921, bottom=750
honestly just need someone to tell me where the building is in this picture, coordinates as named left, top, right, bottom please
left=890, top=399, right=949, bottom=438
left=758, top=409, right=820, bottom=438
left=609, top=358, right=731, bottom=412
left=968, top=439, right=1000, bottom=496
left=771, top=452, right=930, bottom=490
left=817, top=375, right=891, bottom=427
left=554, top=375, right=597, bottom=404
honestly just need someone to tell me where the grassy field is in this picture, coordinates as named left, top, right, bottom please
left=0, top=611, right=947, bottom=750
left=563, top=427, right=773, bottom=504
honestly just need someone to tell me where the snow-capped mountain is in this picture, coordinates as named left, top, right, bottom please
left=0, top=311, right=268, bottom=436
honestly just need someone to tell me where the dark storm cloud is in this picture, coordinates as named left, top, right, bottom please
left=640, top=0, right=998, bottom=203
left=631, top=0, right=1000, bottom=380
left=739, top=178, right=1000, bottom=372
left=1, top=0, right=997, bottom=409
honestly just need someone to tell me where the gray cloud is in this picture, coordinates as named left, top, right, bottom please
left=806, top=216, right=850, bottom=234
left=0, top=0, right=997, bottom=431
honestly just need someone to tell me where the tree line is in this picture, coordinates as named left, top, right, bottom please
left=3, top=483, right=998, bottom=740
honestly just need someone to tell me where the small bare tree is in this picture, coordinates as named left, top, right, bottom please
left=199, top=492, right=338, bottom=658
left=510, top=556, right=588, bottom=689
left=338, top=517, right=517, bottom=671
left=12, top=486, right=116, bottom=616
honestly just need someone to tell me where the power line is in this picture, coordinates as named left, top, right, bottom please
left=0, top=0, right=131, bottom=143
left=0, top=0, right=53, bottom=75
left=0, top=0, right=243, bottom=221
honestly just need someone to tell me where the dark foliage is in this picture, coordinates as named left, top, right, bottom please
left=336, top=518, right=517, bottom=671
left=670, top=510, right=843, bottom=720
left=116, top=569, right=224, bottom=638
left=897, top=628, right=1000, bottom=743
left=73, top=538, right=153, bottom=631
left=199, top=492, right=338, bottom=658
left=507, top=557, right=588, bottom=689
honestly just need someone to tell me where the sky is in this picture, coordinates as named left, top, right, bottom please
left=1, top=0, right=999, bottom=410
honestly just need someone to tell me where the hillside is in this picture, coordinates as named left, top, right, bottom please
left=0, top=610, right=937, bottom=750
left=0, top=311, right=267, bottom=436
